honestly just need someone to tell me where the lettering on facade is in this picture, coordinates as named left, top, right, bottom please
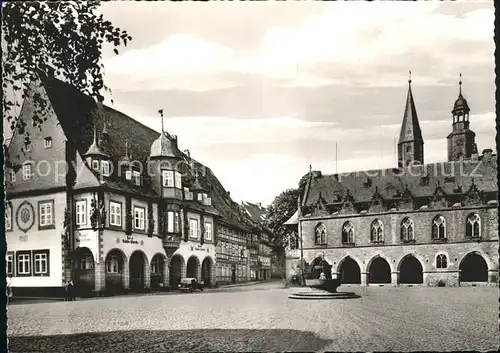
left=121, top=234, right=144, bottom=245
left=190, top=245, right=207, bottom=252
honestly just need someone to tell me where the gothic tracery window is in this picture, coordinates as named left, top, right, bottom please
left=370, top=219, right=384, bottom=243
left=342, top=221, right=354, bottom=245
left=400, top=217, right=415, bottom=242
left=465, top=213, right=481, bottom=239
left=315, top=223, right=327, bottom=245
left=432, top=215, right=447, bottom=240
left=436, top=254, right=448, bottom=269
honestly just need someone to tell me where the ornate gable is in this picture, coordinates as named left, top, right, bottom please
left=311, top=192, right=330, bottom=217
left=397, top=184, right=414, bottom=211
left=339, top=189, right=356, bottom=215
left=462, top=178, right=483, bottom=206
left=429, top=183, right=449, bottom=209
left=369, top=186, right=385, bottom=213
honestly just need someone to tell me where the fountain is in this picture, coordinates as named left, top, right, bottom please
left=289, top=256, right=360, bottom=300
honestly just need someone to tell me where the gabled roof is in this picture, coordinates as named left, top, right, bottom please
left=398, top=80, right=423, bottom=144
left=241, top=201, right=268, bottom=224
left=303, top=158, right=497, bottom=208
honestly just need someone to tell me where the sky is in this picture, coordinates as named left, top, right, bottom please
left=8, top=1, right=496, bottom=207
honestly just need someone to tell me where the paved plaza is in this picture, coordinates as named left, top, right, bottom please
left=7, top=283, right=499, bottom=352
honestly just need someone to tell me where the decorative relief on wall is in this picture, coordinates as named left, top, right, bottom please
left=16, top=201, right=35, bottom=233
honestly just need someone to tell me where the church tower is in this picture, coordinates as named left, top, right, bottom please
left=447, top=74, right=477, bottom=161
left=398, top=71, right=424, bottom=167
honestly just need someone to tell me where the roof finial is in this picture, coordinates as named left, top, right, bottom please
left=125, top=139, right=129, bottom=157
left=93, top=125, right=98, bottom=145
left=158, top=109, right=164, bottom=134
left=309, top=165, right=312, bottom=173
left=408, top=70, right=412, bottom=85
left=459, top=72, right=462, bottom=95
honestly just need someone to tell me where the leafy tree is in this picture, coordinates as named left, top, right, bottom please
left=2, top=1, right=132, bottom=144
left=266, top=188, right=300, bottom=251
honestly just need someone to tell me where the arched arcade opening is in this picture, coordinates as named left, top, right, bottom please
left=338, top=257, right=361, bottom=284
left=399, top=255, right=423, bottom=284
left=459, top=253, right=488, bottom=283
left=105, top=249, right=126, bottom=293
left=368, top=256, right=391, bottom=284
left=186, top=256, right=200, bottom=279
left=169, top=255, right=184, bottom=288
left=151, top=253, right=167, bottom=289
left=72, top=247, right=95, bottom=295
left=201, top=257, right=214, bottom=287
left=129, top=251, right=147, bottom=291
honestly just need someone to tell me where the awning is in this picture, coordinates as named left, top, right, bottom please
left=284, top=210, right=299, bottom=226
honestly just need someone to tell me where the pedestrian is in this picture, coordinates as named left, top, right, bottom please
left=68, top=279, right=76, bottom=301
left=63, top=280, right=69, bottom=301
left=6, top=275, right=13, bottom=299
left=319, top=272, right=326, bottom=280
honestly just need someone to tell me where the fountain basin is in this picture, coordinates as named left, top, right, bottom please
left=289, top=279, right=360, bottom=300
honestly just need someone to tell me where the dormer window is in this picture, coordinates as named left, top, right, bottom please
left=92, top=160, right=99, bottom=171
left=101, top=160, right=111, bottom=177
left=132, top=171, right=141, bottom=186
left=125, top=170, right=132, bottom=180
left=44, top=137, right=52, bottom=149
left=197, top=193, right=203, bottom=201
left=162, top=170, right=174, bottom=187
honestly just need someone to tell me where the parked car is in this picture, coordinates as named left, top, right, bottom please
left=178, top=278, right=204, bottom=292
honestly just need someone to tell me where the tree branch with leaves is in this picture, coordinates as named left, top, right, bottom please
left=2, top=1, right=132, bottom=144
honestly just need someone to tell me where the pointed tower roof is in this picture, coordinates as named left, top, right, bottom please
left=398, top=71, right=423, bottom=144
left=191, top=170, right=207, bottom=192
left=119, top=139, right=131, bottom=163
left=84, top=126, right=110, bottom=157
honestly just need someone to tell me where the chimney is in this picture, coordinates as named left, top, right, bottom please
left=258, top=202, right=262, bottom=208
left=482, top=149, right=492, bottom=161
left=227, top=191, right=230, bottom=197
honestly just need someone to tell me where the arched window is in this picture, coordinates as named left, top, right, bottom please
left=342, top=221, right=354, bottom=245
left=370, top=219, right=384, bottom=243
left=432, top=215, right=446, bottom=240
left=466, top=213, right=481, bottom=238
left=315, top=223, right=327, bottom=245
left=436, top=254, right=447, bottom=269
left=400, top=217, right=415, bottom=243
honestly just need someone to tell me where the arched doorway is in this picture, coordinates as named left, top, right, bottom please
left=368, top=257, right=391, bottom=284
left=201, top=257, right=214, bottom=287
left=72, top=247, right=95, bottom=296
left=129, top=251, right=147, bottom=291
left=105, top=249, right=126, bottom=293
left=169, top=255, right=184, bottom=287
left=186, top=256, right=200, bottom=279
left=338, top=257, right=361, bottom=284
left=151, top=253, right=166, bottom=289
left=459, top=253, right=488, bottom=283
left=399, top=255, right=423, bottom=284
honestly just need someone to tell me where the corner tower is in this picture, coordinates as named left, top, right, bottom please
left=398, top=71, right=424, bottom=167
left=447, top=74, right=477, bottom=161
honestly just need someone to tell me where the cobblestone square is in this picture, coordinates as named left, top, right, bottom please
left=7, top=284, right=499, bottom=352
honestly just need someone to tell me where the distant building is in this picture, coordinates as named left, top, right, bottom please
left=285, top=76, right=498, bottom=287
left=5, top=73, right=262, bottom=296
left=241, top=201, right=273, bottom=281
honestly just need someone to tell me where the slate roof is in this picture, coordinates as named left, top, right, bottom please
left=26, top=73, right=257, bottom=233
left=398, top=81, right=423, bottom=144
left=303, top=157, right=497, bottom=208
left=241, top=201, right=267, bottom=224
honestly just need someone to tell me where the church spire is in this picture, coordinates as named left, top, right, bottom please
left=397, top=71, right=424, bottom=167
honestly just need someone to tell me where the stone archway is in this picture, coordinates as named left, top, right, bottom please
left=105, top=249, right=127, bottom=293
left=399, top=255, right=423, bottom=284
left=338, top=256, right=361, bottom=284
left=169, top=255, right=184, bottom=288
left=129, top=251, right=147, bottom=291
left=72, top=247, right=95, bottom=295
left=459, top=252, right=488, bottom=283
left=201, top=257, right=215, bottom=287
left=151, top=253, right=167, bottom=289
left=187, top=255, right=201, bottom=280
left=368, top=256, right=391, bottom=284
